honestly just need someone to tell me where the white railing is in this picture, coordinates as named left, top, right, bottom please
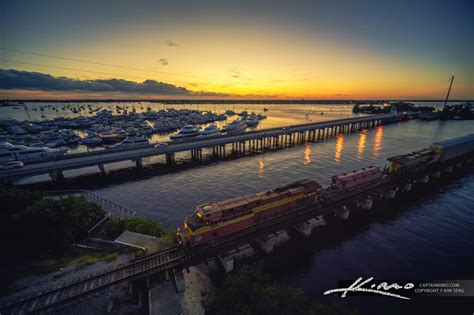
left=45, top=189, right=137, bottom=217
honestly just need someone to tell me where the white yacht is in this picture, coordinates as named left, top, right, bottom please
left=197, top=124, right=221, bottom=138
left=245, top=115, right=259, bottom=127
left=225, top=119, right=248, bottom=134
left=0, top=142, right=67, bottom=163
left=170, top=125, right=200, bottom=141
left=108, top=136, right=150, bottom=149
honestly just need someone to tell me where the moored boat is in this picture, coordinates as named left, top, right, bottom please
left=197, top=124, right=221, bottom=138
left=108, top=136, right=150, bottom=149
left=225, top=119, right=247, bottom=134
left=170, top=125, right=200, bottom=141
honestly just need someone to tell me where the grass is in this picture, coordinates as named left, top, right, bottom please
left=73, top=251, right=119, bottom=266
left=29, top=249, right=120, bottom=273
left=1, top=249, right=121, bottom=295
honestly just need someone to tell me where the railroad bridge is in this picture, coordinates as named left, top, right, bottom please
left=2, top=150, right=473, bottom=315
left=0, top=113, right=411, bottom=182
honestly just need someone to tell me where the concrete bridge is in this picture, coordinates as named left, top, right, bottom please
left=0, top=114, right=405, bottom=182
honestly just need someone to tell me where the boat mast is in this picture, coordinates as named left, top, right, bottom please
left=443, top=75, right=454, bottom=111
left=24, top=104, right=32, bottom=122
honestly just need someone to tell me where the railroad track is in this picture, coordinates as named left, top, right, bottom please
left=2, top=247, right=184, bottom=315
left=0, top=179, right=400, bottom=315
left=3, top=159, right=468, bottom=314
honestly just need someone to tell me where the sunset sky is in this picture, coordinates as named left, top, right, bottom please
left=0, top=0, right=472, bottom=100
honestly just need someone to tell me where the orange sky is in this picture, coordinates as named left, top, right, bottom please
left=0, top=1, right=472, bottom=100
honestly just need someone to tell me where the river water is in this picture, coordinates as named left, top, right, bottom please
left=91, top=106, right=471, bottom=314
left=3, top=102, right=473, bottom=313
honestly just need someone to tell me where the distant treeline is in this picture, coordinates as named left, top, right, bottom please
left=353, top=102, right=435, bottom=114
left=2, top=99, right=473, bottom=104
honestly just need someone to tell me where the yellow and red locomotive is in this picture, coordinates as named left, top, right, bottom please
left=178, top=179, right=321, bottom=246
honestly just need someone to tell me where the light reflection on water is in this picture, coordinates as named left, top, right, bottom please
left=357, top=131, right=366, bottom=160
left=258, top=158, right=265, bottom=178
left=54, top=106, right=471, bottom=315
left=93, top=119, right=473, bottom=228
left=92, top=119, right=473, bottom=314
left=373, top=125, right=383, bottom=158
left=304, top=142, right=311, bottom=165
left=4, top=102, right=473, bottom=314
left=334, top=133, right=344, bottom=163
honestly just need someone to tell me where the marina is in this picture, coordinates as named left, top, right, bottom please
left=0, top=113, right=405, bottom=182
left=0, top=106, right=261, bottom=149
left=1, top=0, right=472, bottom=313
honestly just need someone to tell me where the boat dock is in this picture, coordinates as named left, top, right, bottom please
left=0, top=113, right=408, bottom=182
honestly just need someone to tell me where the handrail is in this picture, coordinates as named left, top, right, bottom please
left=45, top=189, right=137, bottom=217
left=21, top=114, right=397, bottom=165
left=87, top=213, right=111, bottom=235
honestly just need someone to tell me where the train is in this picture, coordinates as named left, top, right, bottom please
left=177, top=179, right=321, bottom=246
left=386, top=133, right=474, bottom=175
left=177, top=134, right=474, bottom=247
left=331, top=166, right=383, bottom=192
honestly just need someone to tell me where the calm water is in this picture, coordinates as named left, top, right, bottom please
left=93, top=119, right=473, bottom=227
left=6, top=102, right=474, bottom=313
left=91, top=115, right=473, bottom=314
left=7, top=102, right=357, bottom=184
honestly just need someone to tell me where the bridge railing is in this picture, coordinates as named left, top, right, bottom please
left=22, top=114, right=397, bottom=165
left=45, top=189, right=137, bottom=218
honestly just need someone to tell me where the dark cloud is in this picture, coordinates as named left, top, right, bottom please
left=159, top=58, right=169, bottom=66
left=165, top=40, right=179, bottom=47
left=0, top=69, right=223, bottom=96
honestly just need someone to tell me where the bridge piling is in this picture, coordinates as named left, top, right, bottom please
left=218, top=255, right=235, bottom=273
left=135, top=158, right=143, bottom=168
left=165, top=152, right=175, bottom=164
left=336, top=205, right=350, bottom=220
left=358, top=198, right=374, bottom=210
left=98, top=164, right=107, bottom=176
left=172, top=269, right=186, bottom=293
left=49, top=170, right=65, bottom=182
left=1, top=114, right=407, bottom=182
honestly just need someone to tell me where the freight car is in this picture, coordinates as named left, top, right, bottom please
left=177, top=179, right=322, bottom=246
left=430, top=134, right=474, bottom=162
left=331, top=166, right=384, bottom=192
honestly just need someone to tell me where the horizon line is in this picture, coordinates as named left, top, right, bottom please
left=1, top=99, right=472, bottom=103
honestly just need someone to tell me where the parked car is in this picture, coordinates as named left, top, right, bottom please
left=0, top=161, right=24, bottom=170
left=154, top=143, right=169, bottom=149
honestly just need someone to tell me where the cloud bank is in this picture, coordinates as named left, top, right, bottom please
left=0, top=69, right=223, bottom=96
